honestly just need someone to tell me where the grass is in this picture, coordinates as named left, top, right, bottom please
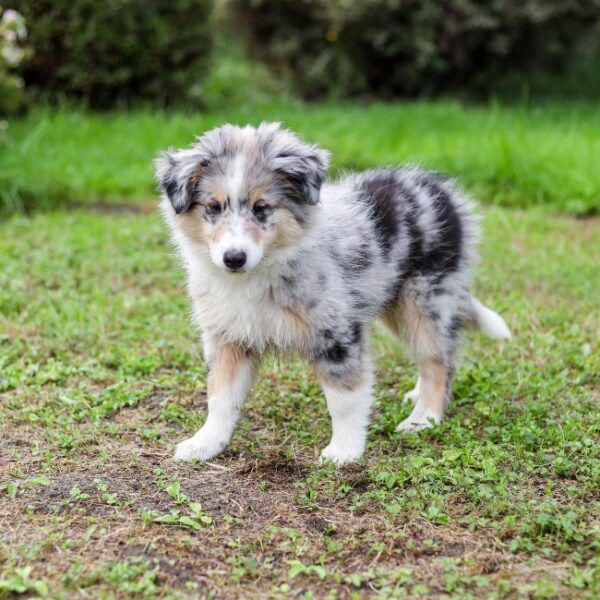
left=1, top=96, right=599, bottom=596
left=1, top=203, right=598, bottom=597
left=1, top=100, right=599, bottom=215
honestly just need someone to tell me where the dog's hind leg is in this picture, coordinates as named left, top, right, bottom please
left=396, top=358, right=453, bottom=432
left=174, top=334, right=258, bottom=461
left=381, top=284, right=459, bottom=433
left=403, top=376, right=421, bottom=404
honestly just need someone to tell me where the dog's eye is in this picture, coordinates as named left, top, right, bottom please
left=206, top=202, right=222, bottom=216
left=252, top=202, right=268, bottom=220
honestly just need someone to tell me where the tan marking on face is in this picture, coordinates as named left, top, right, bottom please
left=249, top=184, right=267, bottom=206
left=210, top=221, right=229, bottom=245
left=176, top=210, right=211, bottom=244
left=207, top=340, right=255, bottom=397
left=207, top=178, right=229, bottom=205
left=269, top=209, right=304, bottom=250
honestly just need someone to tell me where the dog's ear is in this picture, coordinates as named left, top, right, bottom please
left=269, top=130, right=330, bottom=205
left=154, top=149, right=209, bottom=214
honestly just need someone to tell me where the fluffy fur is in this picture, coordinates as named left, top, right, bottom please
left=155, top=122, right=511, bottom=465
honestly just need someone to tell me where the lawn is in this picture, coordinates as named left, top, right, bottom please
left=1, top=100, right=599, bottom=215
left=0, top=102, right=599, bottom=598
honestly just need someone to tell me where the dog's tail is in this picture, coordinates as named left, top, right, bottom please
left=469, top=296, right=512, bottom=340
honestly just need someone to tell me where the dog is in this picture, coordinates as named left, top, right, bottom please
left=155, top=122, right=511, bottom=465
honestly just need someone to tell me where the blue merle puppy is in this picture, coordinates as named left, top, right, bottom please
left=155, top=122, right=511, bottom=465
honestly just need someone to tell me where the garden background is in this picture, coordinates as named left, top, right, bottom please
left=0, top=1, right=599, bottom=597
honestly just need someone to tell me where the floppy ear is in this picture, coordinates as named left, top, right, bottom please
left=271, top=142, right=330, bottom=205
left=154, top=149, right=208, bottom=214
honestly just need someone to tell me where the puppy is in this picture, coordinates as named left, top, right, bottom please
left=155, top=123, right=511, bottom=465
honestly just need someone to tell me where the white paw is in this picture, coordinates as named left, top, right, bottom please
left=319, top=442, right=364, bottom=466
left=173, top=434, right=227, bottom=462
left=396, top=413, right=441, bottom=433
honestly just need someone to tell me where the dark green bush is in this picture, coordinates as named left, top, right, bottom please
left=10, top=0, right=214, bottom=108
left=229, top=0, right=600, bottom=98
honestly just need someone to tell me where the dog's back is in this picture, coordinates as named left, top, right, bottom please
left=319, top=166, right=479, bottom=317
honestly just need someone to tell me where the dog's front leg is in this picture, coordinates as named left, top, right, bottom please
left=314, top=345, right=374, bottom=465
left=174, top=336, right=257, bottom=462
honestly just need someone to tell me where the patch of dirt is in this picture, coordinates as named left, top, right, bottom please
left=0, top=494, right=573, bottom=595
left=0, top=424, right=587, bottom=598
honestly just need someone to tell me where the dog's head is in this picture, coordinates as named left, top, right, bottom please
left=155, top=122, right=329, bottom=273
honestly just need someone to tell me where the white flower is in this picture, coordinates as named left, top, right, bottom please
left=1, top=8, right=26, bottom=38
left=1, top=44, right=23, bottom=67
left=2, top=9, right=19, bottom=23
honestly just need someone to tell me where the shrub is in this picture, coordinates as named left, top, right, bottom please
left=229, top=0, right=600, bottom=98
left=9, top=0, right=214, bottom=108
left=0, top=6, right=28, bottom=115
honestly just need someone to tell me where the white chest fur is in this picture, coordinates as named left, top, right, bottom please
left=188, top=262, right=313, bottom=352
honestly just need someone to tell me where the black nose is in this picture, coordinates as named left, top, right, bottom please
left=223, top=250, right=247, bottom=270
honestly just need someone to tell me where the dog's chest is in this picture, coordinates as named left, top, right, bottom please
left=191, top=275, right=315, bottom=352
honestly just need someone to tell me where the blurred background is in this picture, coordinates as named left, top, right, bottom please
left=1, top=0, right=599, bottom=215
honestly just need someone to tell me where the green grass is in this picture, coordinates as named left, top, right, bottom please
left=1, top=205, right=598, bottom=597
left=1, top=100, right=599, bottom=215
left=1, top=97, right=599, bottom=596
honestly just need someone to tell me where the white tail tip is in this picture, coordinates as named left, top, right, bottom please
left=471, top=297, right=512, bottom=340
